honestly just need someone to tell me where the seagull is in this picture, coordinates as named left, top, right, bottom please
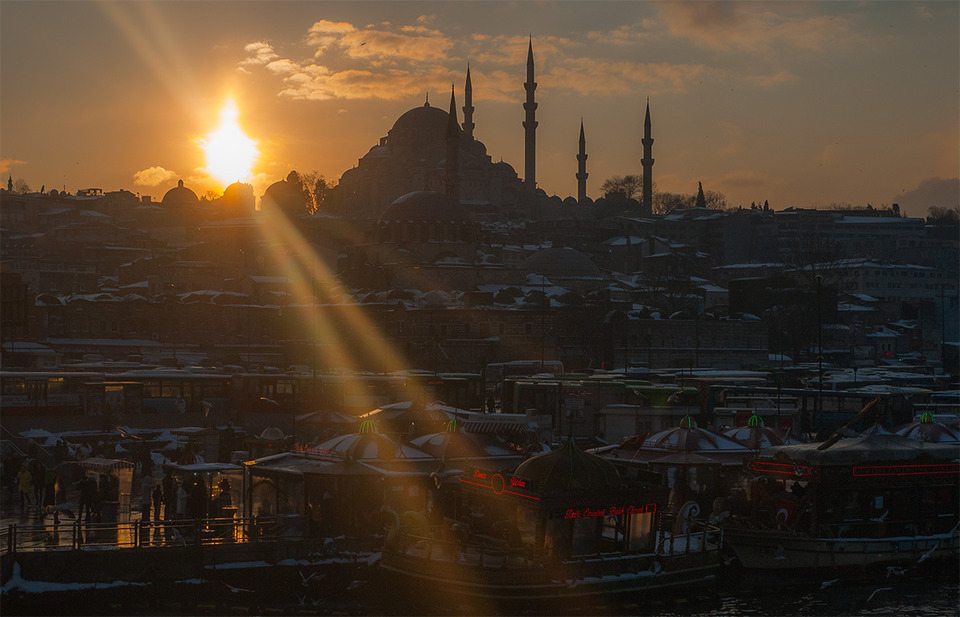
left=869, top=511, right=888, bottom=523
left=299, top=569, right=319, bottom=586
left=170, top=527, right=186, bottom=547
left=221, top=582, right=253, bottom=594
left=867, top=587, right=892, bottom=602
left=886, top=566, right=907, bottom=578
left=347, top=580, right=362, bottom=591
left=917, top=541, right=939, bottom=564
left=820, top=578, right=838, bottom=590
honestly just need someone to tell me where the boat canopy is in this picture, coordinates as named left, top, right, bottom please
left=763, top=424, right=958, bottom=466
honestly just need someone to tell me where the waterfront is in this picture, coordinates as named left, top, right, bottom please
left=3, top=565, right=958, bottom=616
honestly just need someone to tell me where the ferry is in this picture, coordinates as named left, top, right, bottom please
left=379, top=439, right=721, bottom=608
left=719, top=424, right=960, bottom=571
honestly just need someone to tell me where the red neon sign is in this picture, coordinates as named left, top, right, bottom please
left=852, top=463, right=960, bottom=477
left=459, top=470, right=540, bottom=501
left=750, top=461, right=810, bottom=476
left=564, top=504, right=655, bottom=519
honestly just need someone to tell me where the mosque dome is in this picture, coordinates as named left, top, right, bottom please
left=520, top=247, right=601, bottom=281
left=379, top=191, right=473, bottom=223
left=515, top=439, right=621, bottom=494
left=261, top=175, right=306, bottom=214
left=389, top=100, right=453, bottom=138
left=222, top=182, right=255, bottom=210
left=161, top=179, right=199, bottom=206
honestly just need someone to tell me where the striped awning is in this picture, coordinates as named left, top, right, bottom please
left=79, top=457, right=135, bottom=474
left=462, top=420, right=533, bottom=434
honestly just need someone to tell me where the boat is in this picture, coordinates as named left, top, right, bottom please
left=379, top=439, right=721, bottom=609
left=719, top=423, right=960, bottom=571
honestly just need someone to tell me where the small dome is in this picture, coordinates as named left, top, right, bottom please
left=379, top=191, right=473, bottom=223
left=520, top=247, right=601, bottom=281
left=514, top=439, right=621, bottom=494
left=222, top=182, right=255, bottom=210
left=161, top=179, right=199, bottom=206
left=259, top=427, right=285, bottom=441
left=262, top=175, right=306, bottom=213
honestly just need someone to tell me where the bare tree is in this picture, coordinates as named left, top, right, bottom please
left=12, top=178, right=31, bottom=194
left=294, top=171, right=331, bottom=214
left=653, top=192, right=693, bottom=214
left=928, top=205, right=959, bottom=224
left=600, top=175, right=643, bottom=200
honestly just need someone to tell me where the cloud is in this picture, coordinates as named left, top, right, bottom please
left=307, top=19, right=357, bottom=54
left=587, top=24, right=652, bottom=46
left=0, top=158, right=26, bottom=173
left=542, top=58, right=713, bottom=96
left=743, top=70, right=799, bottom=88
left=654, top=2, right=862, bottom=53
left=133, top=166, right=178, bottom=186
left=819, top=144, right=841, bottom=166
left=240, top=41, right=279, bottom=66
left=892, top=177, right=960, bottom=218
left=339, top=29, right=452, bottom=62
left=277, top=67, right=461, bottom=101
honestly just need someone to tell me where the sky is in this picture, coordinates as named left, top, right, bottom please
left=1, top=1, right=957, bottom=217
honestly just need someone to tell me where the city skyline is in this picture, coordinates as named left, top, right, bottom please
left=1, top=1, right=958, bottom=217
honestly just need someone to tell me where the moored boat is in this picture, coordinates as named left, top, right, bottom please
left=720, top=424, right=960, bottom=571
left=380, top=439, right=720, bottom=608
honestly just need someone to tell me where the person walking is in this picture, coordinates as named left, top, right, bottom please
left=152, top=483, right=163, bottom=521
left=77, top=475, right=96, bottom=522
left=16, top=465, right=32, bottom=510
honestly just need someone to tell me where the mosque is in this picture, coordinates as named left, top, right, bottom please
left=327, top=39, right=655, bottom=222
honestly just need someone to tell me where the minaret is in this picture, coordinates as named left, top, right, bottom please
left=641, top=99, right=654, bottom=216
left=523, top=37, right=538, bottom=195
left=576, top=119, right=588, bottom=202
left=445, top=86, right=460, bottom=200
left=462, top=65, right=475, bottom=140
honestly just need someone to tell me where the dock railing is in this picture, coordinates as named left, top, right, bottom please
left=1, top=515, right=284, bottom=555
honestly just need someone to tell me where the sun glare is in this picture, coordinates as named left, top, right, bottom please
left=202, top=98, right=258, bottom=187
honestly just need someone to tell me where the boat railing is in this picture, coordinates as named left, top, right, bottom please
left=656, top=520, right=722, bottom=557
left=1, top=515, right=283, bottom=555
left=817, top=517, right=959, bottom=540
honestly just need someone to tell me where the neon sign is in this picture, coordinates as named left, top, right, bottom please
left=750, top=461, right=811, bottom=476
left=852, top=463, right=960, bottom=477
left=564, top=504, right=656, bottom=519
left=460, top=468, right=540, bottom=501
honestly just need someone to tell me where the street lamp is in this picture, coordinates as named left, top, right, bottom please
left=816, top=274, right=823, bottom=426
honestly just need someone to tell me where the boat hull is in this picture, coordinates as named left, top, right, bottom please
left=380, top=548, right=719, bottom=605
left=723, top=527, right=960, bottom=571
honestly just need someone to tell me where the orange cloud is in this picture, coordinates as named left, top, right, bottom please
left=240, top=41, right=279, bottom=66
left=0, top=158, right=26, bottom=173
left=133, top=165, right=178, bottom=186
left=339, top=29, right=452, bottom=62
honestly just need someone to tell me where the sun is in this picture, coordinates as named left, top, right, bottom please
left=201, top=98, right=258, bottom=188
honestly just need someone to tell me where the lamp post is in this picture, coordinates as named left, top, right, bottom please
left=539, top=273, right=545, bottom=370
left=816, top=274, right=823, bottom=426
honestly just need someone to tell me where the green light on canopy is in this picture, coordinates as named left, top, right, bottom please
left=359, top=419, right=376, bottom=433
left=445, top=418, right=459, bottom=432
left=919, top=412, right=933, bottom=424
left=747, top=414, right=764, bottom=428
left=680, top=415, right=698, bottom=429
